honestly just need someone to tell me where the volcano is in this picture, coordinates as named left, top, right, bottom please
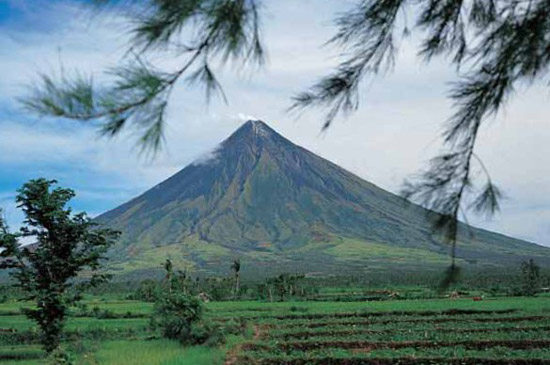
left=98, top=120, right=550, bottom=277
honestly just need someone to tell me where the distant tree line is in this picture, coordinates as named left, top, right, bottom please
left=124, top=261, right=548, bottom=303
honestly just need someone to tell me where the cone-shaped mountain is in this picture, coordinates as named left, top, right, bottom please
left=98, top=120, right=550, bottom=277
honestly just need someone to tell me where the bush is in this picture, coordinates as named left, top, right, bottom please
left=47, top=347, right=75, bottom=365
left=189, top=320, right=224, bottom=346
left=223, top=318, right=248, bottom=336
left=152, top=292, right=223, bottom=346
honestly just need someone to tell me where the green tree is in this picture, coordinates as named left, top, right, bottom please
left=0, top=179, right=119, bottom=352
left=164, top=258, right=174, bottom=293
left=21, top=1, right=550, bottom=280
left=520, top=259, right=540, bottom=297
left=175, top=270, right=196, bottom=295
left=230, top=258, right=241, bottom=296
left=134, top=279, right=161, bottom=302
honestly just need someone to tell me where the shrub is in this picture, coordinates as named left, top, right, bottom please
left=152, top=292, right=223, bottom=346
left=189, top=320, right=224, bottom=346
left=153, top=293, right=202, bottom=339
left=223, top=318, right=248, bottom=336
left=46, top=347, right=75, bottom=365
left=91, top=306, right=101, bottom=317
left=290, top=306, right=309, bottom=312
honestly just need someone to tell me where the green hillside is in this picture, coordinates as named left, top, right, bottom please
left=97, top=120, right=550, bottom=277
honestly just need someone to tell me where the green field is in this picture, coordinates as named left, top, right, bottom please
left=1, top=295, right=550, bottom=364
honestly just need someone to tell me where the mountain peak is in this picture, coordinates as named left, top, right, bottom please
left=239, top=119, right=275, bottom=137
left=243, top=119, right=268, bottom=127
left=223, top=120, right=287, bottom=150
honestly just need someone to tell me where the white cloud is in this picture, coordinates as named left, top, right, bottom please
left=235, top=113, right=260, bottom=122
left=191, top=145, right=221, bottom=166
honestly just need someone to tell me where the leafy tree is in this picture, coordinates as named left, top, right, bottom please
left=204, top=276, right=233, bottom=300
left=162, top=259, right=195, bottom=295
left=0, top=179, right=119, bottom=352
left=21, top=1, right=550, bottom=279
left=175, top=269, right=195, bottom=295
left=520, top=259, right=540, bottom=296
left=264, top=273, right=301, bottom=301
left=133, top=279, right=161, bottom=302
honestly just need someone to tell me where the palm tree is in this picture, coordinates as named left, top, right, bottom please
left=231, top=259, right=241, bottom=296
left=164, top=259, right=173, bottom=294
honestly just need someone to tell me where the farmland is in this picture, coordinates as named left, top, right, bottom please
left=2, top=294, right=550, bottom=364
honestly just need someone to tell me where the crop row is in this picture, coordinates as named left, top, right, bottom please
left=238, top=357, right=550, bottom=365
left=237, top=345, right=550, bottom=364
left=243, top=339, right=550, bottom=352
left=270, top=315, right=550, bottom=329
left=269, top=318, right=550, bottom=337
left=251, top=308, right=517, bottom=321
left=262, top=329, right=550, bottom=344
left=0, top=345, right=43, bottom=362
left=272, top=325, right=550, bottom=340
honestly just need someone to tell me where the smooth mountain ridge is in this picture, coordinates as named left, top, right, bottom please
left=98, top=120, right=550, bottom=277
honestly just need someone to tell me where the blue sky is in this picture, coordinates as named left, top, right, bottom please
left=1, top=0, right=549, bottom=246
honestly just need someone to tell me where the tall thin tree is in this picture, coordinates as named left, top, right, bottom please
left=231, top=258, right=241, bottom=296
left=164, top=258, right=174, bottom=294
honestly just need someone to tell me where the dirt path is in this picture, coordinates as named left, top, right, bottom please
left=224, top=347, right=241, bottom=365
left=253, top=324, right=263, bottom=340
left=225, top=324, right=263, bottom=365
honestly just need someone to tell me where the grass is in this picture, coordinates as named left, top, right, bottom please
left=323, top=238, right=454, bottom=264
left=0, top=298, right=153, bottom=316
left=0, top=345, right=44, bottom=364
left=0, top=316, right=149, bottom=332
left=2, top=296, right=550, bottom=364
left=80, top=299, right=154, bottom=315
left=206, top=296, right=550, bottom=319
left=76, top=334, right=246, bottom=365
left=84, top=339, right=224, bottom=365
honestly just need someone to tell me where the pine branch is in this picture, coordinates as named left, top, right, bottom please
left=21, top=0, right=265, bottom=154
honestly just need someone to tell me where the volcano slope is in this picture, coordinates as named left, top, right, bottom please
left=96, top=120, right=550, bottom=278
